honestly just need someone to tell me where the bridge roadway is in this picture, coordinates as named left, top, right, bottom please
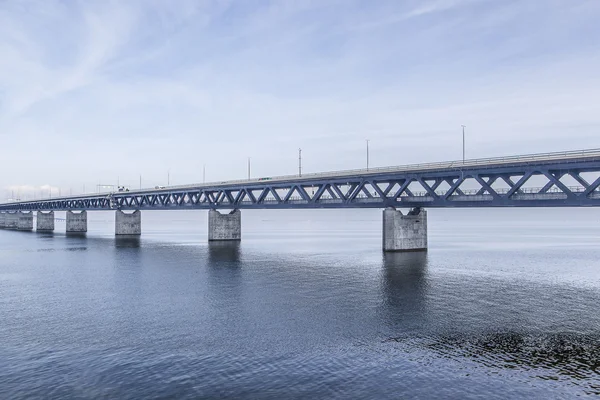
left=2, top=148, right=600, bottom=251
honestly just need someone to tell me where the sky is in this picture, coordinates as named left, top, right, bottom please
left=1, top=0, right=600, bottom=199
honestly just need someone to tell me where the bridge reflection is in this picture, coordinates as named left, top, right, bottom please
left=380, top=252, right=429, bottom=332
left=208, top=241, right=241, bottom=264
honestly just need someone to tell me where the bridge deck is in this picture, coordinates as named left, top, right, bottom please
left=3, top=148, right=600, bottom=211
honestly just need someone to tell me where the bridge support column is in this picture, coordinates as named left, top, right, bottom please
left=17, top=211, right=34, bottom=231
left=383, top=207, right=427, bottom=252
left=36, top=211, right=55, bottom=232
left=208, top=209, right=241, bottom=241
left=115, top=210, right=141, bottom=235
left=0, top=213, right=6, bottom=229
left=66, top=211, right=87, bottom=233
left=5, top=213, right=18, bottom=229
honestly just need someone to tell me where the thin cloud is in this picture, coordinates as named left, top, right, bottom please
left=0, top=0, right=599, bottom=191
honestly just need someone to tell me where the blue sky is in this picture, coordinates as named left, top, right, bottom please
left=1, top=0, right=599, bottom=198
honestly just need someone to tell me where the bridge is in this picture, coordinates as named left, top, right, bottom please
left=2, top=148, right=600, bottom=251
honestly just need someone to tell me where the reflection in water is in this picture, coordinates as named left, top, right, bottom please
left=381, top=252, right=428, bottom=291
left=63, top=232, right=88, bottom=251
left=208, top=241, right=241, bottom=264
left=206, top=242, right=242, bottom=304
left=380, top=252, right=429, bottom=332
left=381, top=252, right=600, bottom=395
left=3, top=208, right=600, bottom=398
left=64, top=247, right=88, bottom=252
left=112, top=237, right=142, bottom=274
left=65, top=232, right=87, bottom=238
left=114, top=236, right=141, bottom=248
left=35, top=231, right=55, bottom=237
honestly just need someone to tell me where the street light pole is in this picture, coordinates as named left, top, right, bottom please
left=298, top=148, right=302, bottom=177
left=366, top=139, right=370, bottom=170
left=248, top=157, right=251, bottom=180
left=461, top=125, right=466, bottom=164
left=168, top=170, right=170, bottom=186
left=203, top=164, right=206, bottom=183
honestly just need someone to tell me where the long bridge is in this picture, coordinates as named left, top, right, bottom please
left=2, top=148, right=600, bottom=251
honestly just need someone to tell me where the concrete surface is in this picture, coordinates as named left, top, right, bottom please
left=17, top=211, right=33, bottom=231
left=115, top=210, right=141, bottom=235
left=208, top=209, right=241, bottom=241
left=36, top=211, right=55, bottom=232
left=5, top=213, right=18, bottom=230
left=66, top=210, right=87, bottom=233
left=382, top=207, right=427, bottom=252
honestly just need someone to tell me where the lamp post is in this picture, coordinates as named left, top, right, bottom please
left=461, top=125, right=466, bottom=164
left=298, top=148, right=302, bottom=177
left=366, top=139, right=370, bottom=170
left=248, top=157, right=251, bottom=180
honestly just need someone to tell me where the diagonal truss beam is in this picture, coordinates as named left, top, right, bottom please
left=540, top=171, right=576, bottom=199
left=506, top=172, right=534, bottom=198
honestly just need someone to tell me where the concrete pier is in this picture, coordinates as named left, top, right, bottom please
left=17, top=211, right=34, bottom=231
left=208, top=209, right=241, bottom=241
left=115, top=210, right=141, bottom=235
left=5, top=213, right=19, bottom=229
left=0, top=213, right=5, bottom=229
left=36, top=211, right=55, bottom=232
left=66, top=211, right=87, bottom=233
left=382, top=207, right=427, bottom=252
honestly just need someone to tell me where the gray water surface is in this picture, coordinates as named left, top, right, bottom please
left=1, top=208, right=599, bottom=399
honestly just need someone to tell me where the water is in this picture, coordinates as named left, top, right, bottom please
left=1, top=208, right=599, bottom=399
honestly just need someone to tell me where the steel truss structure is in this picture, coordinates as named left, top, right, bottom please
left=2, top=150, right=600, bottom=212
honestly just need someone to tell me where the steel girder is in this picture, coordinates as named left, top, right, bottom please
left=3, top=159, right=600, bottom=211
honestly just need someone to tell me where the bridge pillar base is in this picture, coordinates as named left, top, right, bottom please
left=208, top=209, right=241, bottom=241
left=17, top=211, right=34, bottom=231
left=36, top=211, right=55, bottom=232
left=5, top=213, right=18, bottom=229
left=115, top=210, right=141, bottom=235
left=0, top=213, right=6, bottom=229
left=383, top=207, right=427, bottom=252
left=66, top=211, right=87, bottom=233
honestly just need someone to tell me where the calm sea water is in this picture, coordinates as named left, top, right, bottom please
left=1, top=208, right=599, bottom=399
